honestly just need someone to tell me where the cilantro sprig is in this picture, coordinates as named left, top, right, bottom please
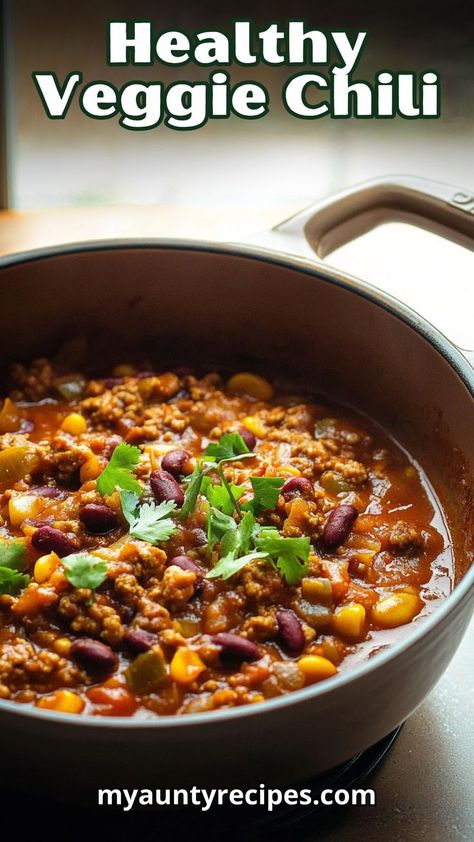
left=91, top=431, right=308, bottom=587
left=62, top=553, right=108, bottom=590
left=180, top=462, right=206, bottom=521
left=203, top=432, right=251, bottom=463
left=206, top=511, right=267, bottom=580
left=255, top=528, right=310, bottom=585
left=96, top=442, right=141, bottom=496
left=202, top=475, right=246, bottom=516
left=243, top=476, right=284, bottom=515
left=205, top=510, right=310, bottom=585
left=180, top=433, right=255, bottom=521
left=120, top=491, right=177, bottom=544
left=0, top=541, right=30, bottom=595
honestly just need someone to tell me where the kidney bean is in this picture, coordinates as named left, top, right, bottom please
left=191, top=528, right=207, bottom=547
left=238, top=427, right=256, bottom=451
left=348, top=556, right=364, bottom=576
left=167, top=554, right=202, bottom=577
left=101, top=377, right=123, bottom=389
left=281, top=477, right=313, bottom=501
left=117, top=417, right=134, bottom=435
left=323, top=504, right=359, bottom=549
left=161, top=449, right=190, bottom=478
left=31, top=525, right=76, bottom=557
left=118, top=605, right=135, bottom=624
left=276, top=609, right=305, bottom=655
left=80, top=503, right=117, bottom=534
left=102, top=435, right=122, bottom=460
left=150, top=470, right=184, bottom=507
left=136, top=371, right=157, bottom=380
left=211, top=633, right=261, bottom=662
left=29, top=485, right=64, bottom=499
left=166, top=555, right=202, bottom=579
left=25, top=517, right=53, bottom=529
left=123, top=628, right=157, bottom=653
left=70, top=638, right=117, bottom=674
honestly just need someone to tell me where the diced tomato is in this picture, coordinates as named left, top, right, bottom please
left=345, top=581, right=379, bottom=608
left=87, top=680, right=138, bottom=716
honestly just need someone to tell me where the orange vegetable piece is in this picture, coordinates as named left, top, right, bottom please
left=170, top=647, right=206, bottom=685
left=12, top=583, right=57, bottom=615
left=87, top=680, right=138, bottom=716
left=37, top=689, right=84, bottom=714
left=284, top=497, right=309, bottom=529
left=320, top=560, right=350, bottom=601
left=345, top=581, right=379, bottom=608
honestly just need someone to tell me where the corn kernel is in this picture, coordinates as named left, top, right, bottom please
left=53, top=637, right=72, bottom=657
left=137, top=377, right=157, bottom=400
left=278, top=466, right=301, bottom=477
left=242, top=416, right=267, bottom=439
left=250, top=694, right=265, bottom=704
left=372, top=592, right=422, bottom=628
left=298, top=655, right=337, bottom=684
left=333, top=603, right=366, bottom=640
left=36, top=689, right=84, bottom=714
left=227, top=373, right=274, bottom=401
left=22, top=523, right=37, bottom=538
left=9, top=494, right=44, bottom=528
left=80, top=455, right=102, bottom=483
left=170, top=647, right=206, bottom=685
left=34, top=552, right=60, bottom=584
left=61, top=413, right=87, bottom=436
left=112, top=363, right=136, bottom=378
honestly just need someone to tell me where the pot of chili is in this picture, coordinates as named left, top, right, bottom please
left=0, top=175, right=472, bottom=799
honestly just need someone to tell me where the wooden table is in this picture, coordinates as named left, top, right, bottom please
left=0, top=204, right=302, bottom=256
left=0, top=205, right=472, bottom=841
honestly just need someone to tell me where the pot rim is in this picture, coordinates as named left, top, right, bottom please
left=0, top=236, right=472, bottom=730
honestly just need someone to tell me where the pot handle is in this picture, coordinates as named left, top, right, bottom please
left=249, top=175, right=474, bottom=361
left=251, top=175, right=474, bottom=260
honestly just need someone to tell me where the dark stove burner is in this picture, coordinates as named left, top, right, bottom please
left=229, top=724, right=403, bottom=838
left=2, top=725, right=402, bottom=841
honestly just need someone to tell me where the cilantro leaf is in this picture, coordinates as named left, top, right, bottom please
left=205, top=501, right=310, bottom=585
left=207, top=506, right=237, bottom=549
left=206, top=550, right=267, bottom=580
left=0, top=541, right=30, bottom=596
left=202, top=476, right=246, bottom=516
left=206, top=510, right=261, bottom=579
left=236, top=510, right=255, bottom=554
left=63, top=553, right=108, bottom=590
left=180, top=462, right=205, bottom=521
left=120, top=489, right=140, bottom=524
left=213, top=509, right=255, bottom=557
left=204, top=433, right=252, bottom=463
left=0, top=568, right=29, bottom=595
left=220, top=528, right=241, bottom=557
left=180, top=433, right=256, bottom=522
left=255, top=528, right=310, bottom=585
left=96, top=442, right=141, bottom=496
left=0, top=540, right=28, bottom=571
left=244, top=476, right=284, bottom=515
left=120, top=491, right=177, bottom=544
